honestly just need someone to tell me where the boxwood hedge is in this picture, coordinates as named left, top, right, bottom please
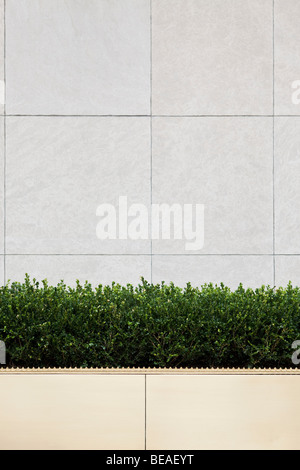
left=0, top=275, right=300, bottom=369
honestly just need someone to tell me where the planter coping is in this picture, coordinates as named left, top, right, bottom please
left=0, top=367, right=299, bottom=374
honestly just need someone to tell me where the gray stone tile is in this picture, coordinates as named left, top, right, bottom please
left=5, top=254, right=151, bottom=287
left=275, top=117, right=300, bottom=254
left=275, top=256, right=300, bottom=288
left=152, top=0, right=273, bottom=115
left=0, top=1, right=4, bottom=114
left=0, top=116, right=3, bottom=254
left=6, top=117, right=151, bottom=254
left=6, top=0, right=150, bottom=115
left=274, top=0, right=300, bottom=115
left=152, top=117, right=273, bottom=255
left=152, top=255, right=273, bottom=290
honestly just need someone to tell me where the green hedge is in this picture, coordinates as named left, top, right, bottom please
left=0, top=275, right=300, bottom=369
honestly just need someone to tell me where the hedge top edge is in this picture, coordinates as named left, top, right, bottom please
left=1, top=275, right=300, bottom=370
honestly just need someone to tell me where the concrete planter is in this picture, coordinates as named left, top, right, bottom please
left=0, top=367, right=299, bottom=450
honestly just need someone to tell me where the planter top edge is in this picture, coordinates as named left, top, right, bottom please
left=0, top=367, right=300, bottom=375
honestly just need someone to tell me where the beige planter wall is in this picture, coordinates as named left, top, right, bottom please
left=0, top=369, right=300, bottom=450
left=146, top=374, right=300, bottom=450
left=0, top=372, right=146, bottom=450
left=0, top=0, right=299, bottom=289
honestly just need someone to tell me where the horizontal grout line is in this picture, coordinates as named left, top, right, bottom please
left=2, top=253, right=300, bottom=257
left=1, top=114, right=300, bottom=118
left=3, top=114, right=151, bottom=118
left=3, top=253, right=153, bottom=256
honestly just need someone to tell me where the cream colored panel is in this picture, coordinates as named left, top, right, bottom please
left=0, top=374, right=145, bottom=450
left=146, top=375, right=300, bottom=450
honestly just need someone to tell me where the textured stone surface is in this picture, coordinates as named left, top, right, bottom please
left=152, top=117, right=273, bottom=255
left=152, top=255, right=273, bottom=290
left=6, top=116, right=151, bottom=255
left=1, top=0, right=299, bottom=289
left=152, top=0, right=273, bottom=115
left=274, top=0, right=300, bottom=115
left=6, top=0, right=150, bottom=115
left=6, top=254, right=151, bottom=287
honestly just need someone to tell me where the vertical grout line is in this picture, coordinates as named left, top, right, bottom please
left=3, top=0, right=6, bottom=285
left=272, top=0, right=275, bottom=287
left=150, top=0, right=153, bottom=284
left=144, top=374, right=147, bottom=450
left=147, top=0, right=151, bottom=448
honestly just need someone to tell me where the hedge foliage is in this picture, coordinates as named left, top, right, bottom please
left=0, top=275, right=300, bottom=369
